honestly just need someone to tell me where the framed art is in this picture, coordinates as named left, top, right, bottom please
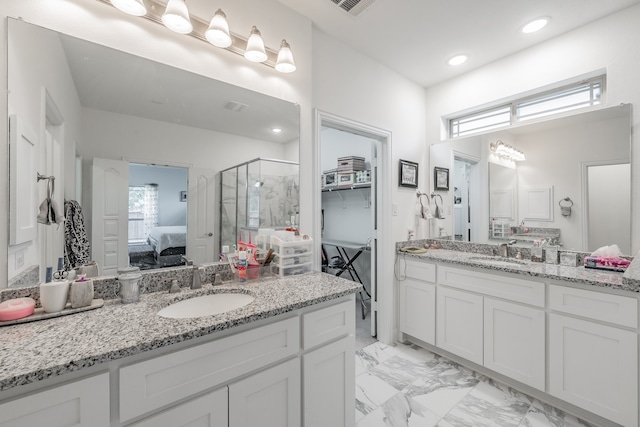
left=434, top=167, right=449, bottom=191
left=180, top=191, right=187, bottom=202
left=399, top=159, right=418, bottom=188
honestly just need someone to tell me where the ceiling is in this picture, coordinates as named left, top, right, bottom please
left=57, top=31, right=299, bottom=143
left=278, top=0, right=640, bottom=88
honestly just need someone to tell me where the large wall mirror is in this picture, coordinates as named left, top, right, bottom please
left=7, top=19, right=300, bottom=287
left=429, top=104, right=631, bottom=255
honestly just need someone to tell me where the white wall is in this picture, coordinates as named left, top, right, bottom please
left=0, top=0, right=313, bottom=287
left=6, top=18, right=83, bottom=282
left=424, top=3, right=640, bottom=254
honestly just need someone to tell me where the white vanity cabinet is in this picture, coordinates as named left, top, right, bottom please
left=402, top=257, right=640, bottom=426
left=0, top=295, right=356, bottom=427
left=0, top=373, right=109, bottom=427
left=436, top=265, right=546, bottom=389
left=399, top=260, right=437, bottom=344
left=548, top=285, right=638, bottom=427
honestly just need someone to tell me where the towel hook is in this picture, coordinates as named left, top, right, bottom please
left=37, top=172, right=55, bottom=182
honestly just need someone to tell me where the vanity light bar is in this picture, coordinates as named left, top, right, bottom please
left=97, top=0, right=292, bottom=72
left=489, top=140, right=526, bottom=161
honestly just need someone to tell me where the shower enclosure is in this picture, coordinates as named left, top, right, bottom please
left=219, top=158, right=299, bottom=251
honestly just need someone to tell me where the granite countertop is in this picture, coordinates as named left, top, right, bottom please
left=0, top=272, right=361, bottom=393
left=400, top=248, right=640, bottom=292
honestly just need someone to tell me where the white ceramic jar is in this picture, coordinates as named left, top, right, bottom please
left=39, top=280, right=70, bottom=312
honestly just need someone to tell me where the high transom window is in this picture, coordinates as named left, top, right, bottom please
left=448, top=76, right=604, bottom=138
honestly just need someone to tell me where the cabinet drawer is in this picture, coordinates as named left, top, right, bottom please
left=0, top=373, right=109, bottom=427
left=120, top=316, right=299, bottom=422
left=405, top=260, right=436, bottom=283
left=130, top=387, right=228, bottom=427
left=438, top=265, right=544, bottom=307
left=303, top=297, right=354, bottom=349
left=549, top=285, right=638, bottom=328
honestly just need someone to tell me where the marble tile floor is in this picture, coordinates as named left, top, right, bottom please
left=355, top=341, right=598, bottom=427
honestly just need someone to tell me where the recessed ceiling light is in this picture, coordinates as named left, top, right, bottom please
left=447, top=55, right=468, bottom=66
left=272, top=128, right=283, bottom=133
left=522, top=17, right=549, bottom=34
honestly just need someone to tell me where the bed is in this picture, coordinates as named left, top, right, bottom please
left=147, top=226, right=187, bottom=267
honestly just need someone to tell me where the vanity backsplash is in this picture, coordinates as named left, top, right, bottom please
left=0, top=263, right=234, bottom=307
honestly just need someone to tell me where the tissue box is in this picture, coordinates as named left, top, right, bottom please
left=584, top=256, right=630, bottom=272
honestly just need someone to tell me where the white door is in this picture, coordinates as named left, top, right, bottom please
left=229, top=358, right=300, bottom=427
left=399, top=279, right=436, bottom=345
left=436, top=286, right=483, bottom=365
left=187, top=167, right=216, bottom=265
left=484, top=298, right=545, bottom=390
left=549, top=313, right=638, bottom=427
left=92, top=158, right=128, bottom=276
left=303, top=336, right=355, bottom=427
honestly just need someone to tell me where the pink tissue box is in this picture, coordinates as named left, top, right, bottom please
left=584, top=256, right=631, bottom=272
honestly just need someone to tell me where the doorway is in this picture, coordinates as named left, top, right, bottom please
left=453, top=154, right=480, bottom=243
left=313, top=110, right=394, bottom=347
left=584, top=161, right=631, bottom=253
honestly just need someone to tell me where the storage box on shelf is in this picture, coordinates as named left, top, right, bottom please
left=322, top=169, right=338, bottom=189
left=337, top=156, right=365, bottom=171
left=270, top=235, right=313, bottom=277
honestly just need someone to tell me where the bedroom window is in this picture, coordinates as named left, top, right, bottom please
left=448, top=76, right=605, bottom=138
left=129, top=184, right=159, bottom=244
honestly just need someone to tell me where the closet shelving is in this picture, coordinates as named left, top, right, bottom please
left=322, top=184, right=371, bottom=208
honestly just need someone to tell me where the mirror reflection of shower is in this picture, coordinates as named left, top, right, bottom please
left=219, top=158, right=299, bottom=251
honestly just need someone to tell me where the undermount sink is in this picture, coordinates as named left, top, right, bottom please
left=468, top=256, right=528, bottom=267
left=157, top=293, right=255, bottom=319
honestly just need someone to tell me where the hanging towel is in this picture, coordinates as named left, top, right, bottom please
left=37, top=178, right=65, bottom=226
left=64, top=200, right=90, bottom=270
left=433, top=194, right=446, bottom=219
left=415, top=194, right=433, bottom=220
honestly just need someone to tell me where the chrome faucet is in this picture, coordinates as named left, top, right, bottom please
left=192, top=266, right=203, bottom=289
left=499, top=240, right=517, bottom=258
left=181, top=255, right=193, bottom=266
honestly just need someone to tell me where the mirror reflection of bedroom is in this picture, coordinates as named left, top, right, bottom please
left=127, top=163, right=188, bottom=270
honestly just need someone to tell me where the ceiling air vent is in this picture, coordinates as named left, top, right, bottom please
left=331, top=0, right=377, bottom=17
left=224, top=101, right=249, bottom=112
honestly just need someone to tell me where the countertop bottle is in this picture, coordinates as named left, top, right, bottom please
left=237, top=251, right=247, bottom=282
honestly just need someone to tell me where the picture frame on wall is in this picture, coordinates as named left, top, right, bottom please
left=399, top=159, right=419, bottom=188
left=180, top=191, right=187, bottom=202
left=434, top=167, right=449, bottom=191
